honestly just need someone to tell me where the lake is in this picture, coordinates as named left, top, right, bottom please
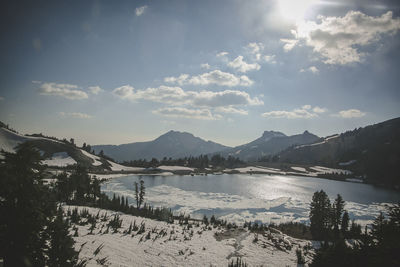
left=101, top=174, right=400, bottom=226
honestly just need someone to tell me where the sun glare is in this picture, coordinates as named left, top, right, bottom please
left=277, top=0, right=318, bottom=22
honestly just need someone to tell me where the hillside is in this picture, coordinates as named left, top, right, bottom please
left=218, top=130, right=320, bottom=161
left=0, top=126, right=136, bottom=171
left=92, top=130, right=230, bottom=162
left=278, top=117, right=400, bottom=186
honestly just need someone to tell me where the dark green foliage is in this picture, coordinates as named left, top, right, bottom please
left=228, top=257, right=248, bottom=267
left=332, top=194, right=345, bottom=234
left=0, top=143, right=79, bottom=266
left=139, top=180, right=145, bottom=208
left=270, top=222, right=312, bottom=240
left=310, top=190, right=332, bottom=240
left=341, top=211, right=350, bottom=237
left=311, top=198, right=400, bottom=266
left=296, top=248, right=306, bottom=264
left=123, top=154, right=243, bottom=169
left=47, top=208, right=78, bottom=267
left=108, top=215, right=122, bottom=232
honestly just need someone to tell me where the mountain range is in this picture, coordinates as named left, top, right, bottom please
left=218, top=130, right=320, bottom=161
left=92, top=130, right=229, bottom=162
left=92, top=130, right=321, bottom=162
left=277, top=117, right=400, bottom=186
left=1, top=117, right=399, bottom=187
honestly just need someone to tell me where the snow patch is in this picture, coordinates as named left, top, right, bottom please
left=157, top=165, right=194, bottom=171
left=42, top=152, right=77, bottom=167
left=107, top=160, right=145, bottom=172
left=80, top=149, right=102, bottom=166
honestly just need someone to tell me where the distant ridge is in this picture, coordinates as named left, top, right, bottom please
left=215, top=130, right=320, bottom=161
left=92, top=130, right=230, bottom=162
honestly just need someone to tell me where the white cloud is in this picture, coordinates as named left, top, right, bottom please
left=246, top=42, right=264, bottom=54
left=300, top=66, right=319, bottom=74
left=164, top=74, right=189, bottom=85
left=216, top=51, right=229, bottom=57
left=37, top=82, right=88, bottom=100
left=335, top=109, right=366, bottom=118
left=215, top=106, right=248, bottom=115
left=192, top=90, right=263, bottom=107
left=59, top=112, right=92, bottom=119
left=0, top=96, right=4, bottom=101
left=262, top=105, right=326, bottom=119
left=281, top=38, right=298, bottom=52
left=88, top=86, right=103, bottom=94
left=164, top=70, right=253, bottom=87
left=112, top=85, right=263, bottom=108
left=284, top=11, right=400, bottom=65
left=201, top=63, right=211, bottom=69
left=135, top=5, right=147, bottom=16
left=228, top=56, right=261, bottom=73
left=152, top=107, right=221, bottom=120
left=313, top=106, right=327, bottom=113
left=263, top=55, right=277, bottom=64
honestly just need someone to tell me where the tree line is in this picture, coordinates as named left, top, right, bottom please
left=123, top=154, right=244, bottom=169
left=309, top=190, right=400, bottom=266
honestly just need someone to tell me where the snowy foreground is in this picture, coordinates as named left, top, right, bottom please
left=65, top=206, right=314, bottom=267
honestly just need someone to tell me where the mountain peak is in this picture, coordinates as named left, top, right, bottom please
left=261, top=130, right=286, bottom=139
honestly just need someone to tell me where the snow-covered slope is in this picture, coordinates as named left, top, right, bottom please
left=42, top=152, right=77, bottom=167
left=66, top=206, right=314, bottom=267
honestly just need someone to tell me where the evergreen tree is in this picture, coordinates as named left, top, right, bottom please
left=341, top=211, right=350, bottom=237
left=332, top=194, right=345, bottom=237
left=134, top=181, right=139, bottom=208
left=309, top=190, right=331, bottom=240
left=0, top=143, right=51, bottom=266
left=139, top=180, right=145, bottom=208
left=47, top=208, right=78, bottom=267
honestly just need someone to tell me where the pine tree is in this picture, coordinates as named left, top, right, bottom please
left=0, top=143, right=52, bottom=266
left=341, top=211, right=350, bottom=237
left=310, top=190, right=331, bottom=240
left=332, top=194, right=345, bottom=237
left=134, top=182, right=139, bottom=208
left=139, top=180, right=145, bottom=208
left=47, top=208, right=78, bottom=267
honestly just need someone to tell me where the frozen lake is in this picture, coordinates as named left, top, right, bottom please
left=101, top=174, right=400, bottom=226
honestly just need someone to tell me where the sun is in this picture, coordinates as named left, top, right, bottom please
left=277, top=0, right=318, bottom=22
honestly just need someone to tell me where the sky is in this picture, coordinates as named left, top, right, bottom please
left=0, top=0, right=399, bottom=147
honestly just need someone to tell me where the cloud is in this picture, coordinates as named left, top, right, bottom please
left=192, top=90, right=263, bottom=107
left=228, top=56, right=261, bottom=73
left=201, top=63, right=211, bottom=69
left=215, top=106, right=248, bottom=115
left=263, top=55, right=277, bottom=64
left=300, top=66, right=319, bottom=74
left=59, top=112, right=92, bottom=119
left=37, top=82, right=88, bottom=100
left=262, top=105, right=326, bottom=119
left=284, top=11, right=400, bottom=65
left=313, top=106, right=327, bottom=113
left=152, top=107, right=221, bottom=120
left=281, top=38, right=298, bottom=52
left=335, top=109, right=366, bottom=118
left=88, top=86, right=103, bottom=94
left=216, top=51, right=229, bottom=57
left=135, top=5, right=147, bottom=16
left=164, top=70, right=254, bottom=87
left=112, top=85, right=263, bottom=108
left=246, top=42, right=264, bottom=54
left=0, top=96, right=4, bottom=101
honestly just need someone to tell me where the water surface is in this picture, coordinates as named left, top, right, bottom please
left=101, top=174, right=400, bottom=226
